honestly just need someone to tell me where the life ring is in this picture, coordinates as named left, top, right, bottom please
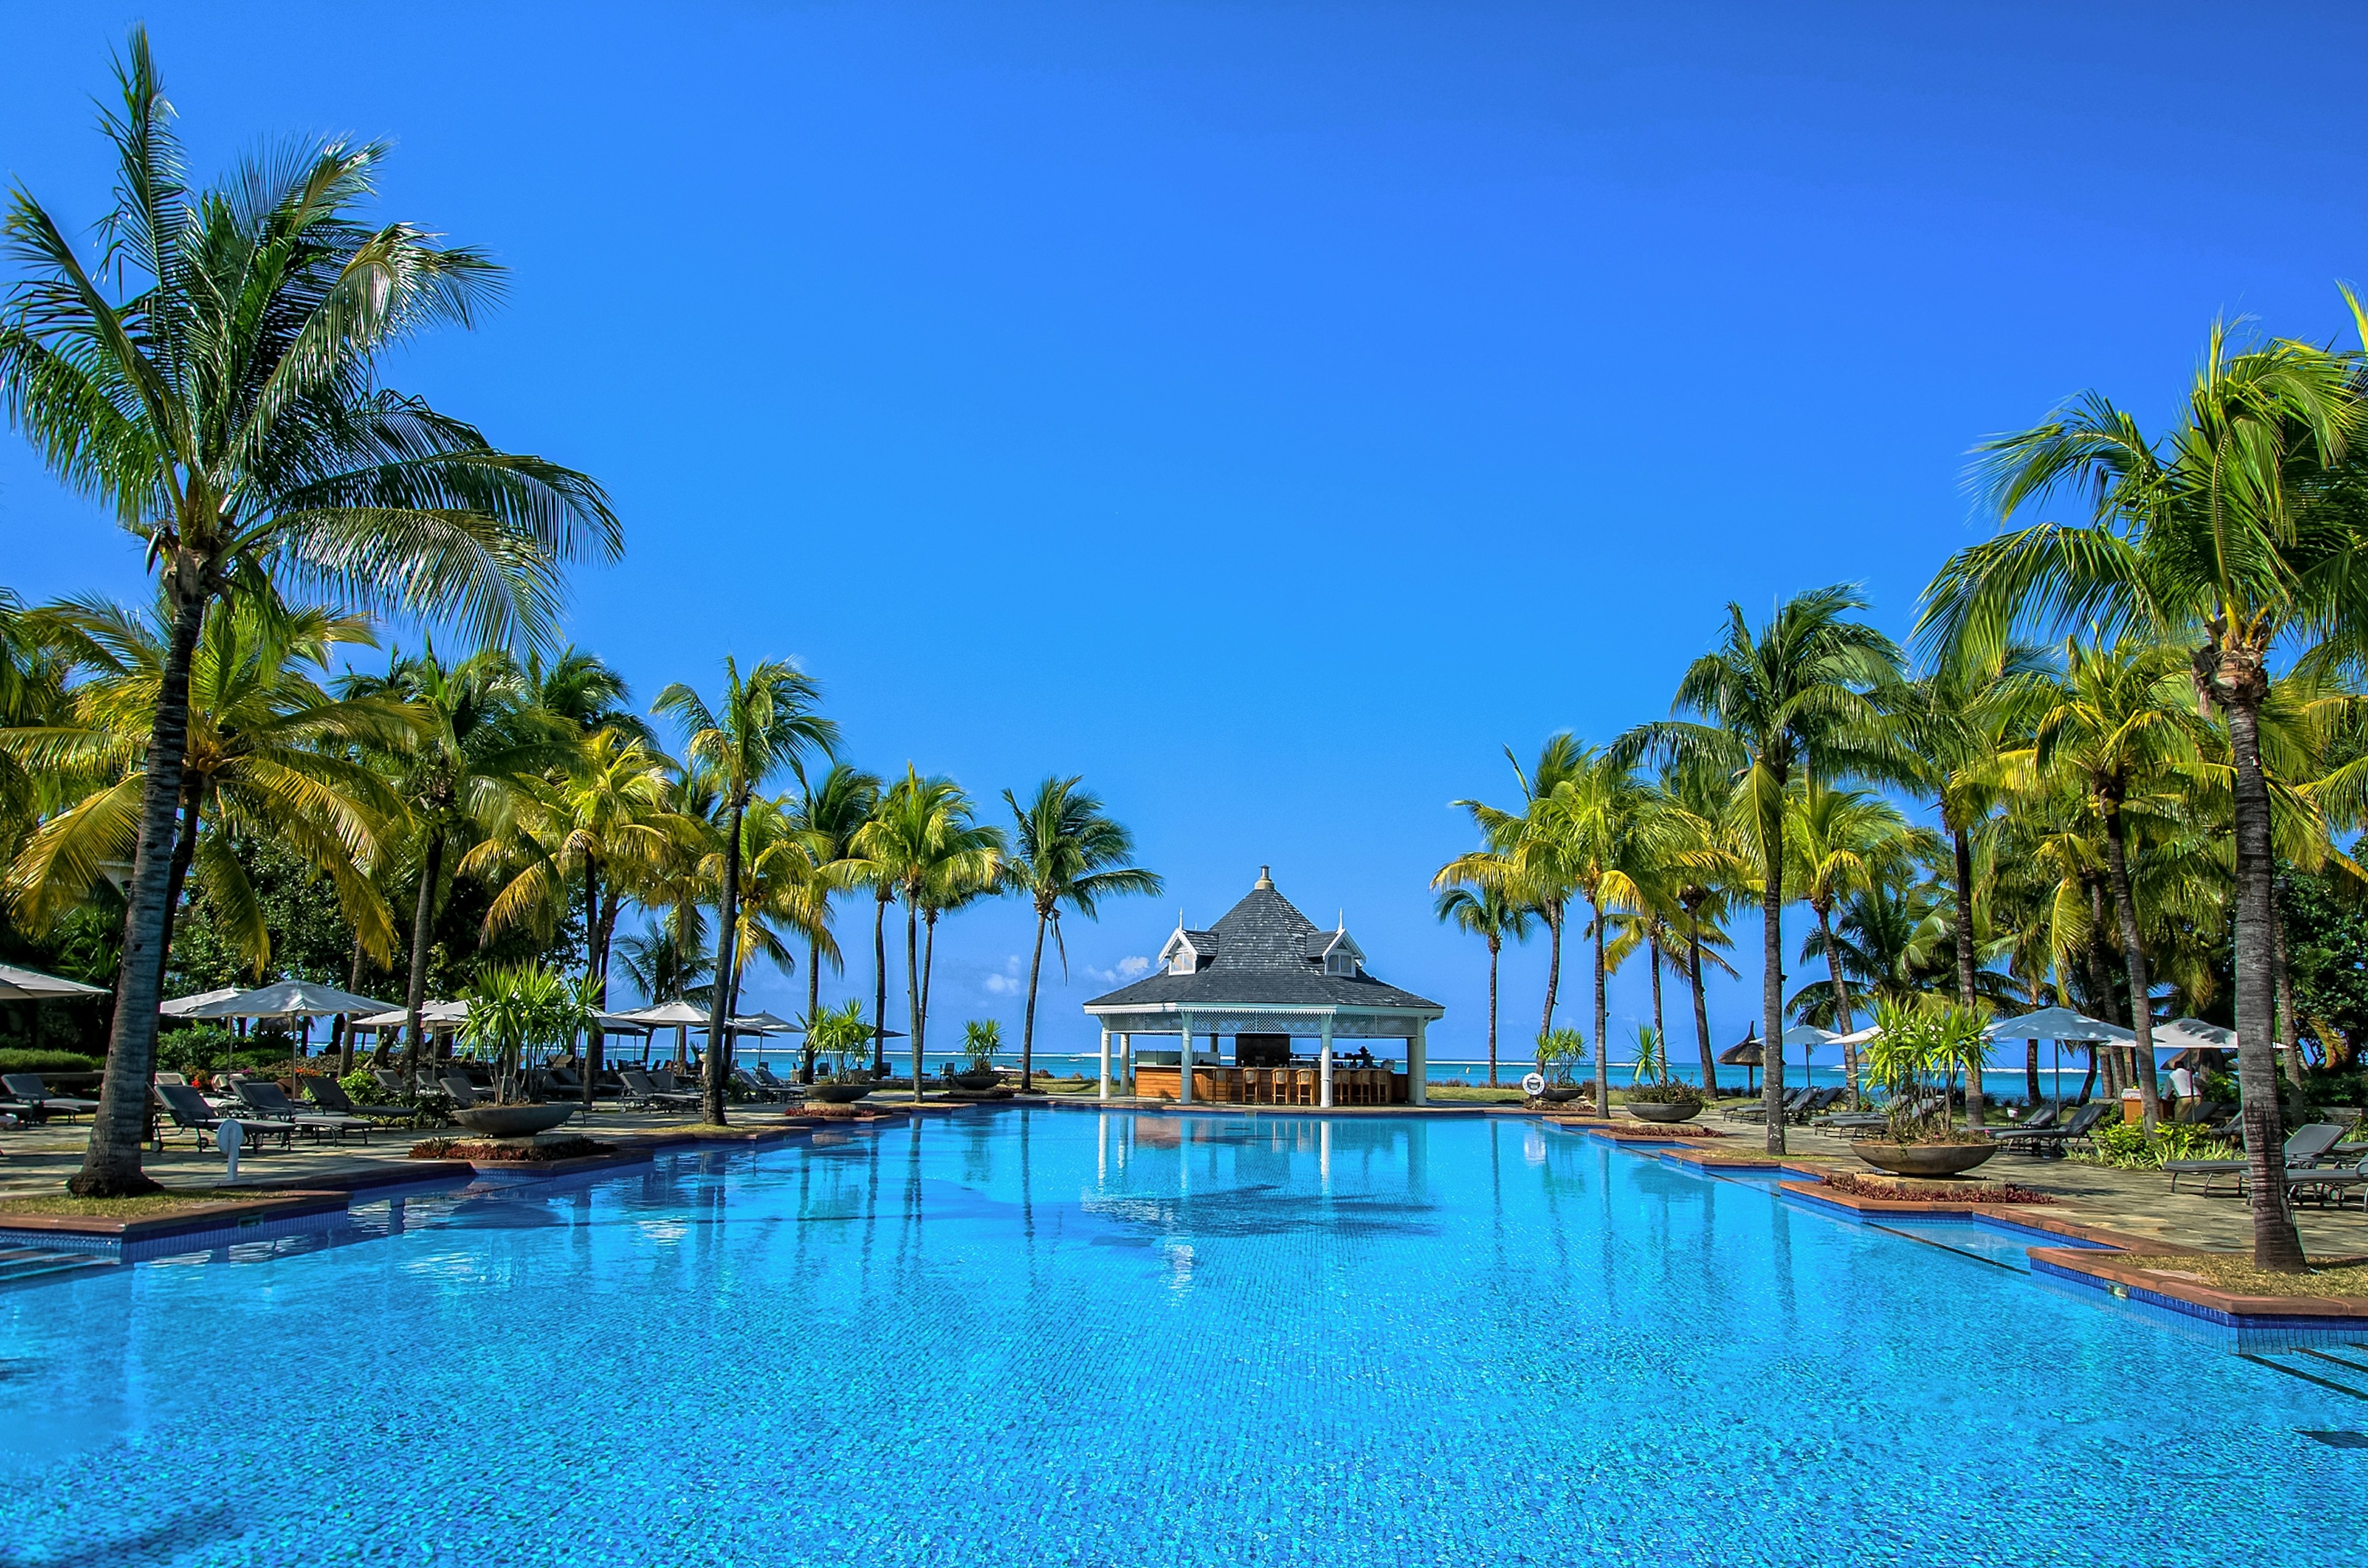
left=1521, top=1072, right=1546, bottom=1097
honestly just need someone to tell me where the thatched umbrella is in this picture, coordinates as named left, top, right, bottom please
left=1719, top=1030, right=1764, bottom=1096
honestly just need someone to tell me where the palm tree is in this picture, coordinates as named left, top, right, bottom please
left=1553, top=745, right=1672, bottom=1115
left=462, top=726, right=689, bottom=1104
left=1920, top=319, right=2368, bottom=1269
left=655, top=659, right=837, bottom=1125
left=792, top=763, right=882, bottom=1082
left=1781, top=782, right=1933, bottom=1091
left=1433, top=884, right=1533, bottom=1087
left=1001, top=776, right=1162, bottom=1083
left=711, top=793, right=837, bottom=1022
left=348, top=649, right=575, bottom=1093
left=846, top=769, right=1003, bottom=1101
left=5, top=592, right=414, bottom=974
left=1885, top=647, right=2050, bottom=1125
left=0, top=35, right=620, bottom=1193
left=613, top=919, right=712, bottom=1064
left=1656, top=760, right=1744, bottom=1097
left=2023, top=638, right=2216, bottom=1130
left=1437, top=734, right=1589, bottom=1067
left=1620, top=587, right=1903, bottom=1153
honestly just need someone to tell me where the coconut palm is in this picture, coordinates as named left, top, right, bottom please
left=1781, top=783, right=1933, bottom=1057
left=1655, top=760, right=1745, bottom=1097
left=712, top=794, right=839, bottom=1023
left=791, top=763, right=882, bottom=1082
left=0, top=35, right=620, bottom=1192
left=1437, top=734, right=1590, bottom=1067
left=1433, top=884, right=1534, bottom=1087
left=1552, top=745, right=1675, bottom=1115
left=1001, top=776, right=1162, bottom=1083
left=1619, top=587, right=1904, bottom=1152
left=462, top=727, right=689, bottom=1104
left=2022, top=638, right=2216, bottom=1129
left=1884, top=647, right=2051, bottom=1125
left=345, top=649, right=575, bottom=1092
left=655, top=658, right=838, bottom=1125
left=1920, top=317, right=2368, bottom=1269
left=846, top=769, right=1003, bottom=1101
left=4, top=591, right=414, bottom=974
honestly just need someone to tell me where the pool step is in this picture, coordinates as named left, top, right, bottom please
left=0, top=1246, right=115, bottom=1286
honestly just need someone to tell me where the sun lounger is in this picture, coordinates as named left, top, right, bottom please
left=620, top=1069, right=699, bottom=1110
left=1991, top=1102, right=2113, bottom=1158
left=231, top=1080, right=372, bottom=1143
left=1726, top=1088, right=1813, bottom=1123
left=438, top=1075, right=491, bottom=1109
left=154, top=1083, right=295, bottom=1152
left=2164, top=1122, right=2345, bottom=1194
left=1, top=1073, right=100, bottom=1122
left=754, top=1065, right=803, bottom=1098
left=302, top=1076, right=413, bottom=1122
left=2287, top=1155, right=2368, bottom=1209
left=730, top=1068, right=789, bottom=1102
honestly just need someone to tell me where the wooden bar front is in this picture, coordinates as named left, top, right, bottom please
left=1130, top=1064, right=1407, bottom=1104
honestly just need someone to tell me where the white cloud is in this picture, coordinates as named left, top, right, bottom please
left=1117, top=955, right=1151, bottom=977
left=983, top=972, right=1022, bottom=996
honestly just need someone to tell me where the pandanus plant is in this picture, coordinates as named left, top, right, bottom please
left=461, top=963, right=593, bottom=1105
left=1865, top=998, right=1991, bottom=1142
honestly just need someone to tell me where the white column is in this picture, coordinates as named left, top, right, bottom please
left=1098, top=1027, right=1111, bottom=1101
left=1122, top=1033, right=1133, bottom=1094
left=1410, top=1017, right=1429, bottom=1106
left=1318, top=1014, right=1334, bottom=1108
left=1178, top=1012, right=1194, bottom=1104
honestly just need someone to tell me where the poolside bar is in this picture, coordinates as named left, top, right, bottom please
left=1082, top=867, right=1444, bottom=1108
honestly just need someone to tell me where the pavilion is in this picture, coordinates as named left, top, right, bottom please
left=1081, top=866, right=1445, bottom=1107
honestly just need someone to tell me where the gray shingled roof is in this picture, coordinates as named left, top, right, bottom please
left=1084, top=879, right=1441, bottom=1012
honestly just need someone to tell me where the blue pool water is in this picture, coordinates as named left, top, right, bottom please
left=1, top=1109, right=2361, bottom=1566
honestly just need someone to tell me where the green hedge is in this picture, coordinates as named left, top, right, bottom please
left=0, top=1049, right=104, bottom=1073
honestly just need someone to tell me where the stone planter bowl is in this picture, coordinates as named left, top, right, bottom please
left=1850, top=1140, right=1998, bottom=1177
left=450, top=1102, right=577, bottom=1138
left=1625, top=1101, right=1702, bottom=1123
left=810, top=1083, right=874, bottom=1104
left=952, top=1070, right=999, bottom=1091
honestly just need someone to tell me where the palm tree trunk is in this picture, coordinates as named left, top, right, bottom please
left=70, top=579, right=207, bottom=1197
left=905, top=898, right=923, bottom=1101
left=2226, top=689, right=2306, bottom=1270
left=921, top=909, right=939, bottom=1062
left=582, top=866, right=614, bottom=1110
left=1951, top=824, right=1984, bottom=1128
left=157, top=773, right=205, bottom=969
left=1021, top=908, right=1049, bottom=1086
left=1485, top=935, right=1500, bottom=1088
left=1648, top=934, right=1666, bottom=1073
left=1590, top=898, right=1610, bottom=1115
left=702, top=801, right=746, bottom=1127
left=1814, top=901, right=1855, bottom=1105
left=1688, top=921, right=1717, bottom=1096
left=2099, top=802, right=2164, bottom=1132
left=804, top=934, right=822, bottom=1085
left=1537, top=906, right=1563, bottom=1072
left=2026, top=1040, right=2042, bottom=1106
left=872, top=889, right=891, bottom=1077
left=2076, top=1045, right=2098, bottom=1105
left=400, top=829, right=446, bottom=1098
left=1761, top=824, right=1786, bottom=1155
left=2272, top=881, right=2301, bottom=1087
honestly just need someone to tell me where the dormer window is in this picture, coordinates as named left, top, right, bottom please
left=1305, top=927, right=1366, bottom=977
left=1159, top=928, right=1217, bottom=975
left=1326, top=951, right=1357, bottom=977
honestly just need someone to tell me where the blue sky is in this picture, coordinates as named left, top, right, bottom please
left=6, top=3, right=2368, bottom=1069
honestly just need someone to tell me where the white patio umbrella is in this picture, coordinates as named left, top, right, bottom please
left=183, top=980, right=400, bottom=1079
left=0, top=963, right=108, bottom=1001
left=160, top=985, right=242, bottom=1017
left=1780, top=1024, right=1836, bottom=1089
left=1983, top=1005, right=2134, bottom=1106
left=617, top=999, right=712, bottom=1066
left=354, top=999, right=469, bottom=1030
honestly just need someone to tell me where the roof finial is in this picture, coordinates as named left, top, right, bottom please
left=1254, top=865, right=1273, bottom=891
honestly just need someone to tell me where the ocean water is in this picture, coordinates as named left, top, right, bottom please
left=0, top=1109, right=2357, bottom=1566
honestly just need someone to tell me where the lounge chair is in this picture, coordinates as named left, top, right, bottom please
left=439, top=1074, right=490, bottom=1109
left=730, top=1067, right=790, bottom=1103
left=1, top=1073, right=99, bottom=1122
left=2164, top=1122, right=2345, bottom=1194
left=2288, top=1155, right=2368, bottom=1210
left=231, top=1080, right=371, bottom=1143
left=1786, top=1088, right=1846, bottom=1123
left=1726, top=1088, right=1814, bottom=1123
left=154, top=1083, right=295, bottom=1152
left=620, top=1069, right=699, bottom=1110
left=1990, top=1101, right=2112, bottom=1158
left=302, top=1076, right=413, bottom=1122
left=754, top=1064, right=801, bottom=1095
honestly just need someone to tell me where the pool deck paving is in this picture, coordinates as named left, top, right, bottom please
left=7, top=1091, right=2367, bottom=1326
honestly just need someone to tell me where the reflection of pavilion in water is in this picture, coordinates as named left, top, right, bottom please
left=1085, top=1110, right=1444, bottom=1238
left=1081, top=868, right=1445, bottom=1109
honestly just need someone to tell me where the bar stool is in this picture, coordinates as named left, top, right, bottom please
left=1290, top=1067, right=1315, bottom=1106
left=1354, top=1067, right=1375, bottom=1106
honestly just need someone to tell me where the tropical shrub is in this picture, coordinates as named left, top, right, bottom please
left=962, top=1019, right=1001, bottom=1070
left=156, top=1025, right=237, bottom=1073
left=461, top=963, right=594, bottom=1103
left=1865, top=997, right=1991, bottom=1143
left=808, top=1000, right=873, bottom=1084
left=1537, top=1027, right=1589, bottom=1086
left=2080, top=1120, right=2238, bottom=1170
left=0, top=1049, right=102, bottom=1073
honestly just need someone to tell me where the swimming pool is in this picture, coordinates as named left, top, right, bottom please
left=1, top=1110, right=2359, bottom=1566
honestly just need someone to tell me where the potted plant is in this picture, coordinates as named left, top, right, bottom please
left=1532, top=1027, right=1589, bottom=1104
left=1851, top=998, right=1998, bottom=1176
left=953, top=1020, right=1002, bottom=1091
left=451, top=964, right=592, bottom=1138
left=806, top=1001, right=877, bottom=1104
left=1622, top=1025, right=1706, bottom=1123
